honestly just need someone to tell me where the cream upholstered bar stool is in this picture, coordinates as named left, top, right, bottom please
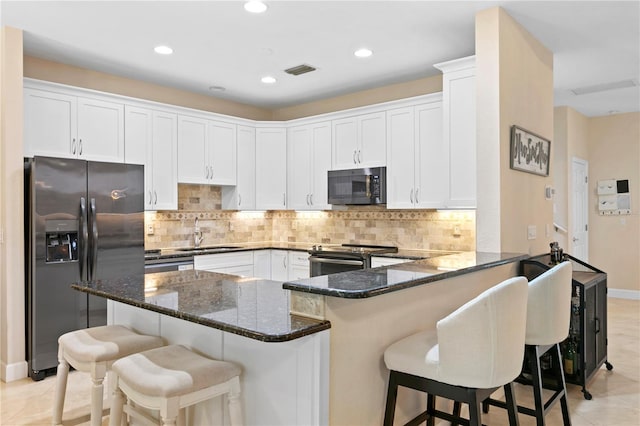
left=383, top=276, right=529, bottom=426
left=52, top=325, right=166, bottom=426
left=485, top=261, right=573, bottom=425
left=108, top=344, right=243, bottom=426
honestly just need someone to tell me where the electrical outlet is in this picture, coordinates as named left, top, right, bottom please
left=527, top=225, right=537, bottom=240
left=146, top=224, right=154, bottom=235
left=453, top=225, right=461, bottom=237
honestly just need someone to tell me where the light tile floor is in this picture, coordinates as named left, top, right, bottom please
left=0, top=298, right=638, bottom=425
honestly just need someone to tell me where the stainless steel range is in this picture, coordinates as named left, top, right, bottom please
left=308, top=244, right=398, bottom=277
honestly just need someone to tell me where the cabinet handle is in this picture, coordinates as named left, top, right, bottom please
left=283, top=256, right=287, bottom=268
left=79, top=139, right=83, bottom=155
left=238, top=194, right=242, bottom=206
left=306, top=194, right=310, bottom=205
left=310, top=193, right=313, bottom=205
left=148, top=190, right=152, bottom=206
left=358, top=150, right=362, bottom=163
left=353, top=150, right=357, bottom=164
left=415, top=188, right=420, bottom=204
left=283, top=193, right=286, bottom=206
left=595, top=317, right=600, bottom=334
left=410, top=188, right=414, bottom=204
left=71, top=138, right=77, bottom=154
left=209, top=165, right=213, bottom=179
left=153, top=191, right=158, bottom=205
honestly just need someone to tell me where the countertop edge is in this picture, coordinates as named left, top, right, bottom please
left=282, top=253, right=529, bottom=298
left=72, top=284, right=331, bottom=342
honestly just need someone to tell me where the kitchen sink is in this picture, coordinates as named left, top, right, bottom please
left=174, top=246, right=240, bottom=252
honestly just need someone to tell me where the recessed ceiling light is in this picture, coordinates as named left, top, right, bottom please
left=354, top=48, right=373, bottom=58
left=244, top=1, right=267, bottom=14
left=261, top=76, right=276, bottom=84
left=154, top=45, right=173, bottom=55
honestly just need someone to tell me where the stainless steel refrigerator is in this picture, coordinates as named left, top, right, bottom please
left=24, top=156, right=144, bottom=381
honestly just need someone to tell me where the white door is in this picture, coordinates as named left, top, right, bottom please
left=152, top=111, right=178, bottom=210
left=310, top=122, right=332, bottom=209
left=177, top=115, right=207, bottom=184
left=386, top=107, right=415, bottom=209
left=415, top=102, right=446, bottom=208
left=77, top=97, right=124, bottom=162
left=124, top=106, right=153, bottom=208
left=332, top=117, right=358, bottom=169
left=571, top=157, right=589, bottom=261
left=255, top=128, right=287, bottom=210
left=287, top=125, right=313, bottom=209
left=24, top=88, right=77, bottom=158
left=208, top=121, right=237, bottom=185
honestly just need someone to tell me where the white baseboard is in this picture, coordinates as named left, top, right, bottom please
left=608, top=288, right=640, bottom=300
left=1, top=360, right=28, bottom=382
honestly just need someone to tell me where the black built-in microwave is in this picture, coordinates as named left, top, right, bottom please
left=327, top=167, right=386, bottom=205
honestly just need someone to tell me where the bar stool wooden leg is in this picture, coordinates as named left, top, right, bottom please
left=90, top=363, right=107, bottom=426
left=108, top=377, right=125, bottom=426
left=52, top=348, right=69, bottom=426
left=528, top=346, right=546, bottom=426
left=383, top=372, right=399, bottom=426
left=426, top=394, right=436, bottom=426
left=504, top=383, right=520, bottom=426
left=228, top=376, right=243, bottom=426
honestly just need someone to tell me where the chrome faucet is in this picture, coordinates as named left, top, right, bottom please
left=194, top=217, right=204, bottom=248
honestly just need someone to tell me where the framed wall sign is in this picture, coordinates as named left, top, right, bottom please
left=510, top=125, right=551, bottom=176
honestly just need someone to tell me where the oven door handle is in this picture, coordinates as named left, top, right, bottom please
left=309, top=257, right=364, bottom=266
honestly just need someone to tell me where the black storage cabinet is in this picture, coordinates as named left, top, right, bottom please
left=520, top=254, right=613, bottom=399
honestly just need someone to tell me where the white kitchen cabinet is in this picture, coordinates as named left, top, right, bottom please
left=270, top=250, right=289, bottom=282
left=194, top=251, right=254, bottom=277
left=178, top=116, right=237, bottom=185
left=386, top=97, right=445, bottom=209
left=332, top=111, right=386, bottom=170
left=435, top=56, right=477, bottom=208
left=253, top=250, right=272, bottom=279
left=222, top=125, right=256, bottom=210
left=288, top=251, right=310, bottom=280
left=24, top=87, right=124, bottom=162
left=125, top=106, right=178, bottom=210
left=255, top=127, right=287, bottom=210
left=287, top=121, right=332, bottom=210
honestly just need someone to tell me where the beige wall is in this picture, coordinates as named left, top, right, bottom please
left=588, top=112, right=640, bottom=292
left=476, top=8, right=554, bottom=255
left=0, top=26, right=26, bottom=382
left=271, top=75, right=442, bottom=121
left=553, top=107, right=570, bottom=248
left=24, top=56, right=272, bottom=121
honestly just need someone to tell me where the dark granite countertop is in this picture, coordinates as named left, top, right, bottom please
left=283, top=252, right=529, bottom=298
left=72, top=270, right=331, bottom=342
left=144, top=242, right=313, bottom=262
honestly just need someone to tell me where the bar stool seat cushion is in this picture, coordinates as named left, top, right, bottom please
left=384, top=329, right=439, bottom=379
left=112, top=344, right=242, bottom=398
left=58, top=325, right=165, bottom=363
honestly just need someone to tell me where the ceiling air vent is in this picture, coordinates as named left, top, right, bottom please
left=570, top=79, right=638, bottom=96
left=284, top=64, right=317, bottom=76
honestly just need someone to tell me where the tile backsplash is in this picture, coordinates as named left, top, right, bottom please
left=145, top=184, right=475, bottom=251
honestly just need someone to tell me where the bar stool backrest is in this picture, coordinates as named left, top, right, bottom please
left=525, top=261, right=573, bottom=346
left=436, top=276, right=529, bottom=388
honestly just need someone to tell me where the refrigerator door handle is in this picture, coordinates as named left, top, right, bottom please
left=79, top=197, right=88, bottom=280
left=89, top=198, right=99, bottom=280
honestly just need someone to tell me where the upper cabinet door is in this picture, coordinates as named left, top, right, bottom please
left=124, top=106, right=154, bottom=208
left=76, top=97, right=124, bottom=162
left=24, top=88, right=77, bottom=159
left=222, top=125, right=255, bottom=210
left=436, top=56, right=476, bottom=208
left=332, top=117, right=358, bottom=170
left=177, top=115, right=208, bottom=184
left=332, top=112, right=386, bottom=170
left=358, top=111, right=386, bottom=167
left=255, top=128, right=287, bottom=210
left=386, top=107, right=416, bottom=209
left=310, top=122, right=332, bottom=209
left=208, top=120, right=237, bottom=185
left=151, top=111, right=178, bottom=210
left=414, top=102, right=446, bottom=209
left=287, top=125, right=313, bottom=210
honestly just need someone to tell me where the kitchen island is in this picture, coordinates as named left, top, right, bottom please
left=72, top=270, right=331, bottom=426
left=74, top=251, right=527, bottom=426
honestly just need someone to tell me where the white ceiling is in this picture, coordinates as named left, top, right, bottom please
left=2, top=0, right=639, bottom=117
